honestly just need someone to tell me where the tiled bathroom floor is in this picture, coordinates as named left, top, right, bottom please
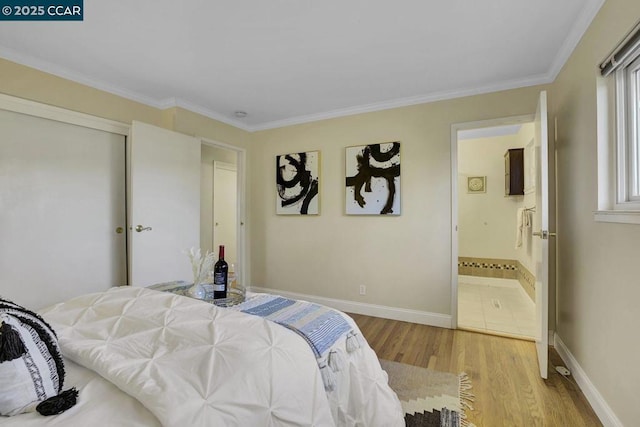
left=458, top=275, right=536, bottom=339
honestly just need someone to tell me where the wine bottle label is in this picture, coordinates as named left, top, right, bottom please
left=213, top=272, right=227, bottom=292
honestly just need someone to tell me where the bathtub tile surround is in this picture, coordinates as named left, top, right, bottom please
left=457, top=257, right=517, bottom=279
left=515, top=261, right=535, bottom=301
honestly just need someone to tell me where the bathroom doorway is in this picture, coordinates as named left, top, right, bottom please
left=453, top=118, right=537, bottom=340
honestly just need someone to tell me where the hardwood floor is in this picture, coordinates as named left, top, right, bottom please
left=349, top=313, right=602, bottom=427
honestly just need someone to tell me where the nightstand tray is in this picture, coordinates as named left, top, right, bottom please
left=148, top=281, right=245, bottom=307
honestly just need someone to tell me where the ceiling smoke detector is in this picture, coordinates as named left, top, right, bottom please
left=234, top=111, right=247, bottom=118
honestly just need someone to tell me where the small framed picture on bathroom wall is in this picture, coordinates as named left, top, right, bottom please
left=467, top=176, right=486, bottom=193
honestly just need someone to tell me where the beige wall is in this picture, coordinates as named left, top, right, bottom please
left=458, top=133, right=526, bottom=260
left=250, top=87, right=547, bottom=315
left=551, top=0, right=640, bottom=424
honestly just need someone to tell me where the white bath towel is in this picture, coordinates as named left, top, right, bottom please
left=515, top=207, right=525, bottom=248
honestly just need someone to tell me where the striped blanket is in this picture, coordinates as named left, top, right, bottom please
left=232, top=294, right=362, bottom=390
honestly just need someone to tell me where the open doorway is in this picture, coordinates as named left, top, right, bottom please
left=200, top=139, right=246, bottom=287
left=452, top=118, right=537, bottom=340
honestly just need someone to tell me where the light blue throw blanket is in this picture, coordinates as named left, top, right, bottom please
left=232, top=294, right=362, bottom=390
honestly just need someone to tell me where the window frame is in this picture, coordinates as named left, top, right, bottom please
left=614, top=47, right=640, bottom=209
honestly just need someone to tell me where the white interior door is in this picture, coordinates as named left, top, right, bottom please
left=213, top=161, right=237, bottom=265
left=533, top=91, right=550, bottom=379
left=0, top=109, right=126, bottom=309
left=129, top=121, right=201, bottom=286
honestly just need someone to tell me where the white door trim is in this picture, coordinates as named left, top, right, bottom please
left=0, top=93, right=130, bottom=135
left=200, top=137, right=248, bottom=287
left=450, top=114, right=535, bottom=329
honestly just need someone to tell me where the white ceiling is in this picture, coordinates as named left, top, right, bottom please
left=0, top=0, right=604, bottom=131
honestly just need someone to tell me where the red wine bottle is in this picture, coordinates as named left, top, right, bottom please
left=213, top=245, right=228, bottom=299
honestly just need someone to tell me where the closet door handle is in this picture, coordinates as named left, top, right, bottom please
left=134, top=225, right=152, bottom=232
left=532, top=230, right=556, bottom=239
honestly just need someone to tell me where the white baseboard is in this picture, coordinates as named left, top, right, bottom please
left=248, top=286, right=452, bottom=329
left=553, top=333, right=623, bottom=427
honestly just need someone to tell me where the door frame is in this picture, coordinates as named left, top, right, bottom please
left=201, top=137, right=248, bottom=288
left=450, top=114, right=534, bottom=329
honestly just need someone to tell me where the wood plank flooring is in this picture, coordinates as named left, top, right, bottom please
left=349, top=313, right=602, bottom=427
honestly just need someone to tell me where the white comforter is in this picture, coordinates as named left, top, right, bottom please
left=34, top=287, right=402, bottom=427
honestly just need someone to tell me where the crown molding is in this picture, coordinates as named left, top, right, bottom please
left=250, top=73, right=551, bottom=131
left=164, top=97, right=253, bottom=132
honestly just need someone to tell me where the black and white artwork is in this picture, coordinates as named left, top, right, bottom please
left=345, top=142, right=401, bottom=215
left=276, top=151, right=320, bottom=215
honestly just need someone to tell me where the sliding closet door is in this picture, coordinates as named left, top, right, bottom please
left=0, top=109, right=126, bottom=310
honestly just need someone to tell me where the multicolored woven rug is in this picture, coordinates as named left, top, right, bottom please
left=380, top=360, right=475, bottom=427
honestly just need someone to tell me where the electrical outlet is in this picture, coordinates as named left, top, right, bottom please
left=359, top=285, right=366, bottom=295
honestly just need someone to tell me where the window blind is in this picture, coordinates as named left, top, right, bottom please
left=600, top=20, right=640, bottom=77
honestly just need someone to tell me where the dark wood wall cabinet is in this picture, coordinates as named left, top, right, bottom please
left=504, top=148, right=524, bottom=196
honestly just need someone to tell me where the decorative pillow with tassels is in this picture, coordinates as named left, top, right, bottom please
left=0, top=298, right=78, bottom=416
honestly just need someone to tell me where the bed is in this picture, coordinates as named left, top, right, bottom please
left=1, top=286, right=404, bottom=426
